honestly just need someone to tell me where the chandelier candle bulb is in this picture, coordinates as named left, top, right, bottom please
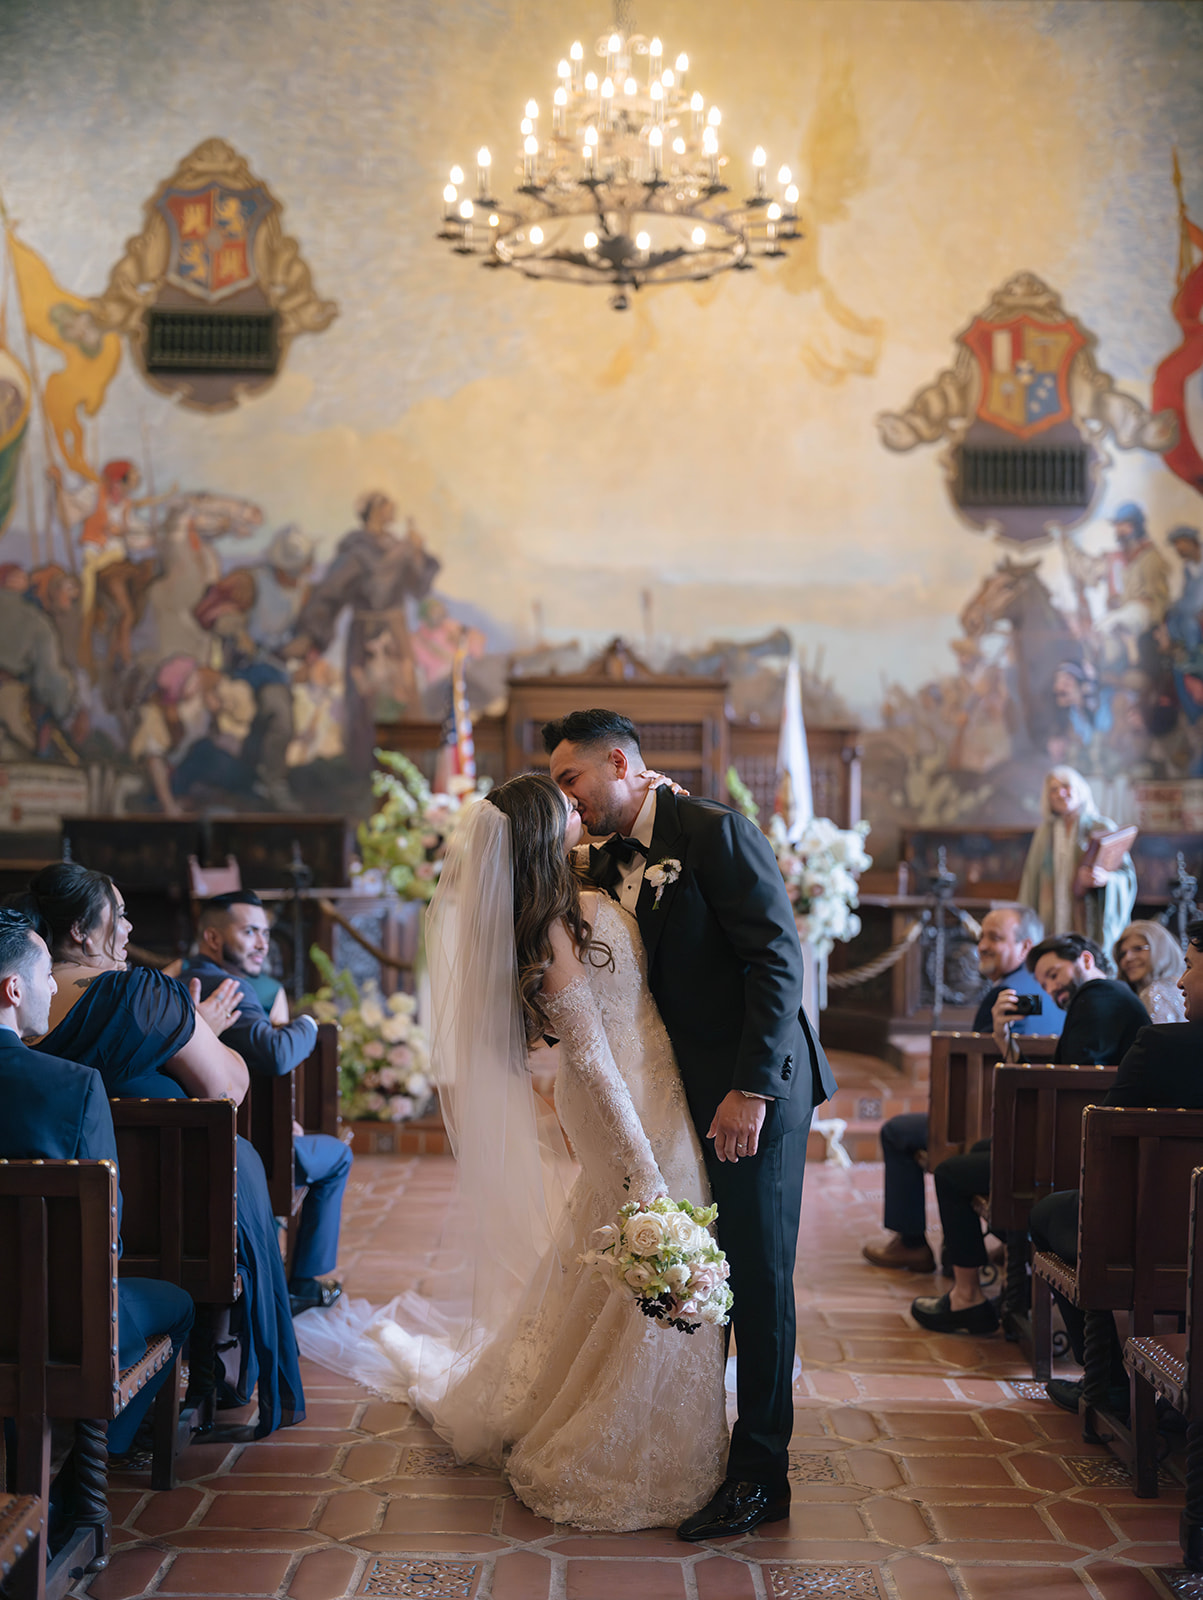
left=649, top=124, right=663, bottom=174
left=766, top=200, right=781, bottom=244
left=585, top=69, right=598, bottom=93
left=523, top=134, right=539, bottom=183
left=442, top=182, right=457, bottom=220
left=583, top=230, right=598, bottom=249
left=691, top=91, right=704, bottom=133
left=649, top=36, right=662, bottom=88
left=650, top=80, right=664, bottom=122
left=785, top=183, right=799, bottom=205
left=607, top=32, right=621, bottom=72
left=449, top=165, right=464, bottom=185
left=570, top=39, right=584, bottom=88
left=476, top=147, right=491, bottom=197
left=528, top=225, right=544, bottom=246
left=777, top=165, right=791, bottom=187
left=753, top=146, right=767, bottom=195
left=636, top=230, right=651, bottom=261
left=553, top=86, right=567, bottom=134
left=661, top=68, right=675, bottom=90
left=707, top=106, right=722, bottom=127
left=675, top=51, right=689, bottom=92
left=691, top=225, right=706, bottom=249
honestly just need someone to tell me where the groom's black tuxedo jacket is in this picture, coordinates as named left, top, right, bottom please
left=622, top=786, right=837, bottom=1144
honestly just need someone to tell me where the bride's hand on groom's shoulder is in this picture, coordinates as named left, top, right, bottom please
left=639, top=768, right=689, bottom=796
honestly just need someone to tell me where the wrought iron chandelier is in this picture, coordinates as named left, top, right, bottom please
left=437, top=9, right=802, bottom=310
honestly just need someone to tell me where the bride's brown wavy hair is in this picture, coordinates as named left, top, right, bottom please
left=486, top=772, right=612, bottom=1045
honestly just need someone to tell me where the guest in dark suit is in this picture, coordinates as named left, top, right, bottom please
left=545, top=709, right=837, bottom=1541
left=181, top=890, right=352, bottom=1315
left=0, top=908, right=194, bottom=1457
left=862, top=903, right=1059, bottom=1275
left=911, top=932, right=1149, bottom=1336
left=1031, top=917, right=1203, bottom=1412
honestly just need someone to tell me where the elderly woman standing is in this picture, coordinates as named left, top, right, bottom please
left=1114, top=919, right=1187, bottom=1023
left=1018, top=766, right=1137, bottom=952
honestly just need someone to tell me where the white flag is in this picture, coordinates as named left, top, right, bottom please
left=775, top=652, right=813, bottom=841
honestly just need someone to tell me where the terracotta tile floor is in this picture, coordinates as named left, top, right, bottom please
left=85, top=1154, right=1196, bottom=1600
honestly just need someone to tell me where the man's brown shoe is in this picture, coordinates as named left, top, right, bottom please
left=862, top=1235, right=936, bottom=1273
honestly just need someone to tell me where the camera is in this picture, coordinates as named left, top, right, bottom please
left=1011, top=993, right=1042, bottom=1016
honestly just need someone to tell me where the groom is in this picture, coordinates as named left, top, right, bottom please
left=544, top=708, right=836, bottom=1540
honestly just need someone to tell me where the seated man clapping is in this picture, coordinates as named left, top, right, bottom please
left=182, top=891, right=352, bottom=1316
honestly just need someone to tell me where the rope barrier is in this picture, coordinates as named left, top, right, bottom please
left=826, top=919, right=924, bottom=990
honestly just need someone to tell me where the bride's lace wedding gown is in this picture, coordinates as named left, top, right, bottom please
left=297, top=895, right=727, bottom=1531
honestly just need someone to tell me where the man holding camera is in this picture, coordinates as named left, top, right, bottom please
left=911, top=932, right=1148, bottom=1335
left=862, top=905, right=1058, bottom=1275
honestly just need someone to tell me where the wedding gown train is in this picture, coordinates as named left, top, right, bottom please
left=295, top=896, right=728, bottom=1530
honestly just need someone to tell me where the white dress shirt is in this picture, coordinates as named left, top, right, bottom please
left=616, top=786, right=659, bottom=915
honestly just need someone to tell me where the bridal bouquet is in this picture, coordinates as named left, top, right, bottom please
left=581, top=1196, right=733, bottom=1334
left=355, top=749, right=490, bottom=902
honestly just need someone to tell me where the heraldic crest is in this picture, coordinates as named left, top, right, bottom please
left=877, top=272, right=1176, bottom=545
left=93, top=138, right=337, bottom=411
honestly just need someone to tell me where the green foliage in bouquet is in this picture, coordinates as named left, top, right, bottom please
left=300, top=946, right=434, bottom=1123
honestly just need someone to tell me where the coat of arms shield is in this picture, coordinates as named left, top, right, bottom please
left=157, top=183, right=273, bottom=304
left=962, top=313, right=1086, bottom=440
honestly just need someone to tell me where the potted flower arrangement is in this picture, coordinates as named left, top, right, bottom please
left=727, top=768, right=872, bottom=963
left=354, top=749, right=488, bottom=899
left=301, top=947, right=438, bottom=1153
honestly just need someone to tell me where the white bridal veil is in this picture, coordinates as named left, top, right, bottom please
left=294, top=799, right=575, bottom=1465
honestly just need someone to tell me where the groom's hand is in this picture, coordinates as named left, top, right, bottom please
left=708, top=1092, right=767, bottom=1162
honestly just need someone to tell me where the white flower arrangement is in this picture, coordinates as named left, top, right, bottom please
left=581, top=1195, right=733, bottom=1333
left=301, top=948, right=433, bottom=1123
left=767, top=812, right=873, bottom=959
left=354, top=749, right=490, bottom=901
left=644, top=856, right=681, bottom=909
left=726, top=768, right=872, bottom=960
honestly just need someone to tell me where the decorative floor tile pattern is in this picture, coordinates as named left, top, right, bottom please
left=1062, top=1455, right=1179, bottom=1489
left=80, top=1146, right=1199, bottom=1599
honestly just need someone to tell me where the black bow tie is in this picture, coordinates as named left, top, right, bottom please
left=601, top=835, right=649, bottom=861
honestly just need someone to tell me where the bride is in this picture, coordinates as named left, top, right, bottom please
left=296, top=772, right=728, bottom=1530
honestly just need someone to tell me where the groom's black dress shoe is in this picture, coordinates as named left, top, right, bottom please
left=677, top=1480, right=791, bottom=1541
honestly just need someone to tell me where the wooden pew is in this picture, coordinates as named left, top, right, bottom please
left=0, top=1161, right=174, bottom=1600
left=989, top=1064, right=1118, bottom=1345
left=235, top=1022, right=341, bottom=1271
left=0, top=1494, right=44, bottom=1600
left=1031, top=1106, right=1203, bottom=1494
left=1124, top=1164, right=1203, bottom=1568
left=109, top=1099, right=239, bottom=1466
left=297, top=1022, right=341, bottom=1141
left=927, top=1031, right=1060, bottom=1171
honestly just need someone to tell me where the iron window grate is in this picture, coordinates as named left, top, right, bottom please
left=146, top=309, right=279, bottom=373
left=958, top=445, right=1089, bottom=507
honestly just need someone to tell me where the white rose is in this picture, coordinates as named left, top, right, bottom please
left=697, top=1302, right=725, bottom=1324
left=360, top=999, right=386, bottom=1029
left=407, top=1072, right=430, bottom=1101
left=664, top=1264, right=691, bottom=1291
left=660, top=1211, right=701, bottom=1251
left=623, top=1212, right=667, bottom=1257
left=624, top=1262, right=655, bottom=1290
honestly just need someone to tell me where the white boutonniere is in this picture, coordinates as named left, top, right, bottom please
left=644, top=857, right=681, bottom=909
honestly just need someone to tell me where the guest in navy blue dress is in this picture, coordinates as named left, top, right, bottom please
left=10, top=863, right=306, bottom=1439
left=0, top=907, right=194, bottom=1457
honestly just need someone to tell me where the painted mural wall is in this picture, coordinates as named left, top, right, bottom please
left=0, top=0, right=1201, bottom=851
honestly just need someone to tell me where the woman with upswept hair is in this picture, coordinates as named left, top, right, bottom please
left=9, top=861, right=306, bottom=1441
left=294, top=771, right=728, bottom=1532
left=1114, top=918, right=1187, bottom=1024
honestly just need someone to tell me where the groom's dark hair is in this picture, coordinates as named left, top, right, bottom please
left=541, top=708, right=642, bottom=756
